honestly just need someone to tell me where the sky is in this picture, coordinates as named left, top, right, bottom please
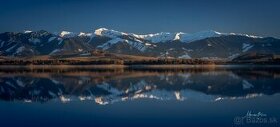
left=0, top=0, right=280, bottom=37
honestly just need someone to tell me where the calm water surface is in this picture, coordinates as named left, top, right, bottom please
left=0, top=66, right=279, bottom=127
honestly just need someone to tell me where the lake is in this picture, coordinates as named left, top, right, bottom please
left=0, top=65, right=279, bottom=127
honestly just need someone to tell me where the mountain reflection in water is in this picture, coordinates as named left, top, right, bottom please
left=0, top=66, right=280, bottom=105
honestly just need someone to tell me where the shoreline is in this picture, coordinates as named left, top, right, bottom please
left=1, top=64, right=280, bottom=69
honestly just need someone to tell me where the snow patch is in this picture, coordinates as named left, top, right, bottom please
left=79, top=32, right=94, bottom=37
left=16, top=80, right=25, bottom=87
left=49, top=49, right=61, bottom=55
left=24, top=30, right=32, bottom=33
left=57, top=38, right=63, bottom=45
left=48, top=37, right=56, bottom=42
left=48, top=91, right=57, bottom=97
left=97, top=38, right=124, bottom=50
left=15, top=46, right=25, bottom=54
left=228, top=53, right=240, bottom=60
left=132, top=32, right=176, bottom=43
left=60, top=31, right=77, bottom=38
left=54, top=28, right=265, bottom=44
left=5, top=44, right=17, bottom=52
left=94, top=28, right=127, bottom=38
left=51, top=79, right=60, bottom=85
left=28, top=38, right=41, bottom=44
left=97, top=82, right=122, bottom=95
left=178, top=54, right=192, bottom=59
left=0, top=40, right=5, bottom=48
left=242, top=80, right=254, bottom=89
left=242, top=43, right=254, bottom=52
left=180, top=30, right=222, bottom=43
left=229, top=33, right=262, bottom=38
left=125, top=40, right=147, bottom=52
left=60, top=96, right=71, bottom=103
left=174, top=32, right=184, bottom=40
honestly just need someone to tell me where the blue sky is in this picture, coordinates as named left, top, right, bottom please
left=0, top=0, right=280, bottom=37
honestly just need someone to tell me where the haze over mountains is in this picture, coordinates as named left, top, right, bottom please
left=0, top=28, right=279, bottom=59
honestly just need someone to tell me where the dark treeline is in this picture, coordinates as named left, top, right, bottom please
left=228, top=60, right=280, bottom=65
left=125, top=59, right=215, bottom=65
left=1, top=58, right=280, bottom=65
left=0, top=59, right=218, bottom=65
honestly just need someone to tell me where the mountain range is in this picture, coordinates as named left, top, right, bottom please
left=0, top=28, right=279, bottom=60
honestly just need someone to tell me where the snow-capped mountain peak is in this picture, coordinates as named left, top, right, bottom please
left=24, top=30, right=33, bottom=34
left=60, top=31, right=77, bottom=38
left=179, top=30, right=222, bottom=43
left=94, top=28, right=108, bottom=36
left=199, top=30, right=222, bottom=36
left=94, top=28, right=127, bottom=38
left=92, top=28, right=263, bottom=43
left=132, top=32, right=177, bottom=43
left=92, top=28, right=226, bottom=43
left=131, top=30, right=222, bottom=43
left=228, top=33, right=263, bottom=38
left=0, top=28, right=278, bottom=59
left=174, top=32, right=185, bottom=40
left=78, top=32, right=93, bottom=37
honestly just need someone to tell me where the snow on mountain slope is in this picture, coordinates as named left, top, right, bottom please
left=60, top=31, right=94, bottom=39
left=125, top=40, right=148, bottom=52
left=94, top=28, right=127, bottom=38
left=24, top=30, right=32, bottom=33
left=228, top=33, right=263, bottom=38
left=57, top=38, right=63, bottom=45
left=78, top=32, right=94, bottom=37
left=96, top=37, right=148, bottom=52
left=92, top=28, right=263, bottom=43
left=174, top=32, right=184, bottom=40
left=92, top=28, right=224, bottom=43
left=60, top=31, right=77, bottom=38
left=131, top=32, right=177, bottom=43
left=48, top=37, right=57, bottom=42
left=28, top=38, right=41, bottom=44
left=78, top=32, right=95, bottom=43
left=49, top=49, right=62, bottom=55
left=178, top=53, right=192, bottom=59
left=0, top=28, right=273, bottom=58
left=97, top=38, right=124, bottom=50
left=84, top=87, right=228, bottom=105
left=56, top=28, right=263, bottom=44
left=133, top=30, right=222, bottom=43
left=94, top=28, right=175, bottom=43
left=179, top=30, right=222, bottom=43
left=5, top=44, right=18, bottom=52
left=148, top=30, right=222, bottom=43
left=15, top=46, right=26, bottom=54
left=0, top=40, right=5, bottom=48
left=242, top=43, right=254, bottom=52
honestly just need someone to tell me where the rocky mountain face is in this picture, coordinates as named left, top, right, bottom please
left=0, top=28, right=279, bottom=59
